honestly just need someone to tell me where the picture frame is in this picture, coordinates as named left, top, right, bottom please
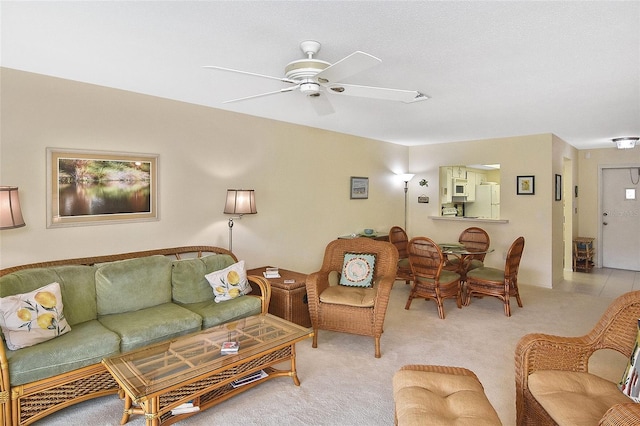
left=350, top=176, right=369, bottom=199
left=516, top=175, right=535, bottom=195
left=555, top=174, right=562, bottom=201
left=47, top=148, right=159, bottom=228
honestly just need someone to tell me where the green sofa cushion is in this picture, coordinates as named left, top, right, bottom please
left=5, top=319, right=120, bottom=386
left=95, top=255, right=172, bottom=315
left=178, top=295, right=262, bottom=329
left=98, top=303, right=202, bottom=352
left=0, top=265, right=97, bottom=326
left=171, top=254, right=237, bottom=304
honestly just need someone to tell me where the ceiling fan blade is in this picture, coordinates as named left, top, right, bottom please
left=203, top=65, right=297, bottom=84
left=308, top=94, right=335, bottom=116
left=315, top=51, right=381, bottom=85
left=327, top=83, right=430, bottom=103
left=223, top=85, right=300, bottom=104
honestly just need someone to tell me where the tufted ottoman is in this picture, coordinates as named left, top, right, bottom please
left=393, top=365, right=502, bottom=425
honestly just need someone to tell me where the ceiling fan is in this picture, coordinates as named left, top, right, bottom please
left=204, top=40, right=429, bottom=115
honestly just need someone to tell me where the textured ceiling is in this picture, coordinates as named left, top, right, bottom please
left=1, top=1, right=639, bottom=149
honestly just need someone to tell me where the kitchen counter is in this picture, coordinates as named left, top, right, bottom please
left=429, top=216, right=509, bottom=224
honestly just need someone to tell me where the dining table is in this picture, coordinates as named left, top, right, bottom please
left=439, top=243, right=494, bottom=281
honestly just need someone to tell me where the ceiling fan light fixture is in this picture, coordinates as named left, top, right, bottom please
left=612, top=137, right=639, bottom=149
left=299, top=82, right=320, bottom=95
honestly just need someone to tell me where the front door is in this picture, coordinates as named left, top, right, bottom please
left=601, top=166, right=640, bottom=271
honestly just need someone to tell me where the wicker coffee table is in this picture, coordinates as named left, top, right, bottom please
left=102, top=314, right=313, bottom=425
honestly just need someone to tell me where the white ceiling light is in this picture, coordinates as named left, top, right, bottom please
left=612, top=137, right=639, bottom=149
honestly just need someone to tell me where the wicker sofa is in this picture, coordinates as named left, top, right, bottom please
left=515, top=290, right=640, bottom=426
left=0, top=246, right=271, bottom=426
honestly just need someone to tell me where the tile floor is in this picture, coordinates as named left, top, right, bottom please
left=556, top=267, right=640, bottom=299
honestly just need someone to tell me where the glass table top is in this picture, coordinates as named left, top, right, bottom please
left=102, top=314, right=312, bottom=399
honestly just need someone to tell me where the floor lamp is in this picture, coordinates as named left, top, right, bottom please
left=223, top=189, right=257, bottom=252
left=398, top=174, right=414, bottom=231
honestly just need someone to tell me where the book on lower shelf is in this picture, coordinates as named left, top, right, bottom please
left=220, top=341, right=239, bottom=354
left=263, top=267, right=280, bottom=278
left=231, top=370, right=268, bottom=388
left=171, top=401, right=200, bottom=415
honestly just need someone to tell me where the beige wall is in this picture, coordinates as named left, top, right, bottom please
left=1, top=68, right=631, bottom=289
left=408, top=134, right=578, bottom=287
left=0, top=68, right=408, bottom=272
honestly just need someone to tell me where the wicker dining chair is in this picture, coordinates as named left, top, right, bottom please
left=405, top=237, right=462, bottom=319
left=464, top=236, right=525, bottom=316
left=389, top=226, right=412, bottom=285
left=305, top=237, right=398, bottom=358
left=443, top=227, right=491, bottom=274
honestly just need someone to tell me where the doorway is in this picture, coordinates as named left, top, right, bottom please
left=600, top=165, right=640, bottom=271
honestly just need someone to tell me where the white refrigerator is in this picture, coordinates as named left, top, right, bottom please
left=466, top=184, right=500, bottom=219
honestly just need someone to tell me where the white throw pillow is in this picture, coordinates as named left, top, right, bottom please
left=0, top=282, right=71, bottom=350
left=205, top=260, right=252, bottom=303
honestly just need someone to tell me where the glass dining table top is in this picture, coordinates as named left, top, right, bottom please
left=439, top=243, right=494, bottom=255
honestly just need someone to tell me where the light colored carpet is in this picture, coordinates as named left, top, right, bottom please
left=36, top=282, right=628, bottom=426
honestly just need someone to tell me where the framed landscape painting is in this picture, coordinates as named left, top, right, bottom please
left=47, top=148, right=159, bottom=227
left=350, top=176, right=369, bottom=199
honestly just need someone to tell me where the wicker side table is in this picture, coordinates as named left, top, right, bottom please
left=247, top=267, right=311, bottom=328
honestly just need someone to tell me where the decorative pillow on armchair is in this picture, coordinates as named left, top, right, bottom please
left=339, top=252, right=376, bottom=287
left=0, top=282, right=71, bottom=350
left=619, top=319, right=640, bottom=402
left=205, top=260, right=252, bottom=303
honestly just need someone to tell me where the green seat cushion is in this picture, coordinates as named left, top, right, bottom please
left=98, top=303, right=202, bottom=352
left=96, top=255, right=172, bottom=315
left=398, top=257, right=410, bottom=269
left=467, top=267, right=504, bottom=281
left=178, top=295, right=262, bottom=329
left=415, top=270, right=460, bottom=284
left=0, top=265, right=97, bottom=326
left=171, top=254, right=237, bottom=304
left=5, top=320, right=120, bottom=386
left=468, top=259, right=485, bottom=270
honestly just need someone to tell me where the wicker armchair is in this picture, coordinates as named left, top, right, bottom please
left=389, top=226, right=412, bottom=285
left=515, top=290, right=640, bottom=426
left=305, top=238, right=398, bottom=358
left=405, top=237, right=461, bottom=319
left=464, top=236, right=524, bottom=316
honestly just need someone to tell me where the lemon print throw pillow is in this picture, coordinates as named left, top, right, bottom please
left=205, top=260, right=252, bottom=303
left=0, top=282, right=71, bottom=350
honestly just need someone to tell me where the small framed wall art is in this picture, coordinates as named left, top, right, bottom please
left=555, top=174, right=562, bottom=201
left=516, top=175, right=535, bottom=195
left=47, top=148, right=159, bottom=227
left=350, top=176, right=369, bottom=199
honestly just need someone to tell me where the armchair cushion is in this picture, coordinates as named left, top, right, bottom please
left=339, top=252, right=376, bottom=287
left=320, top=285, right=377, bottom=307
left=619, top=319, right=640, bottom=401
left=528, top=370, right=631, bottom=425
